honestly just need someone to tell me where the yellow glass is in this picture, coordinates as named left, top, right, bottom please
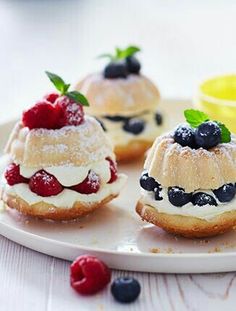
left=194, top=74, right=236, bottom=133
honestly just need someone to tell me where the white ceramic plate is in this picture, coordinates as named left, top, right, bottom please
left=1, top=99, right=236, bottom=274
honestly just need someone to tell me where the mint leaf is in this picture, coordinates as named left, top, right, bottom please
left=215, top=122, right=231, bottom=143
left=98, top=45, right=141, bottom=61
left=184, top=109, right=209, bottom=128
left=66, top=91, right=89, bottom=107
left=45, top=71, right=69, bottom=94
left=117, top=46, right=141, bottom=59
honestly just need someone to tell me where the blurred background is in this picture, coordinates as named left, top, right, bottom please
left=0, top=0, right=236, bottom=123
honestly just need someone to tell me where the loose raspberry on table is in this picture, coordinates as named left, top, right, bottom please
left=71, top=171, right=100, bottom=194
left=70, top=255, right=111, bottom=295
left=4, top=163, right=28, bottom=186
left=22, top=100, right=60, bottom=130
left=29, top=170, right=63, bottom=197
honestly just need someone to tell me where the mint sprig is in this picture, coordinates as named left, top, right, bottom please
left=184, top=109, right=231, bottom=143
left=98, top=45, right=141, bottom=61
left=184, top=109, right=209, bottom=128
left=215, top=122, right=231, bottom=143
left=45, top=71, right=89, bottom=106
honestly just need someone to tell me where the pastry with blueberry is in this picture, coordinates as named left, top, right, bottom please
left=136, top=109, right=236, bottom=238
left=0, top=72, right=127, bottom=220
left=75, top=46, right=164, bottom=162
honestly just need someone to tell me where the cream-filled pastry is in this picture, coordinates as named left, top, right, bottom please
left=0, top=72, right=127, bottom=220
left=75, top=46, right=165, bottom=162
left=136, top=109, right=236, bottom=238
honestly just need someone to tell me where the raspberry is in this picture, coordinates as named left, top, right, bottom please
left=22, top=100, right=60, bottom=130
left=106, top=157, right=118, bottom=183
left=43, top=92, right=59, bottom=104
left=29, top=170, right=63, bottom=197
left=70, top=255, right=111, bottom=295
left=4, top=163, right=28, bottom=186
left=71, top=171, right=100, bottom=194
left=55, top=95, right=84, bottom=127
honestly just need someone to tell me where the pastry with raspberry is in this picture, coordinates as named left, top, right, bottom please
left=0, top=72, right=127, bottom=220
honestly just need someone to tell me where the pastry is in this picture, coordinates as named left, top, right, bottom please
left=0, top=72, right=127, bottom=220
left=136, top=109, right=236, bottom=238
left=75, top=46, right=165, bottom=162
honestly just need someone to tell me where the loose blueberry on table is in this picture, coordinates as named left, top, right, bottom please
left=111, top=277, right=141, bottom=303
left=99, top=45, right=141, bottom=79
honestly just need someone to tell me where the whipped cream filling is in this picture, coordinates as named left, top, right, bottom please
left=19, top=159, right=111, bottom=187
left=100, top=111, right=164, bottom=146
left=3, top=174, right=127, bottom=209
left=141, top=187, right=236, bottom=221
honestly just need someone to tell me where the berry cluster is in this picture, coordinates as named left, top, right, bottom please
left=22, top=72, right=89, bottom=130
left=22, top=94, right=85, bottom=130
left=174, top=121, right=221, bottom=150
left=139, top=171, right=236, bottom=207
left=70, top=255, right=141, bottom=303
left=139, top=171, right=163, bottom=201
left=104, top=56, right=141, bottom=79
left=168, top=183, right=236, bottom=207
left=4, top=158, right=117, bottom=197
left=174, top=109, right=231, bottom=150
left=100, top=46, right=141, bottom=79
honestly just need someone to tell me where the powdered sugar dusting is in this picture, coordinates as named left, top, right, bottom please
left=42, top=144, right=68, bottom=153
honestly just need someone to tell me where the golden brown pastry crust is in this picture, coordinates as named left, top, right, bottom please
left=3, top=192, right=117, bottom=221
left=5, top=117, right=114, bottom=168
left=115, top=140, right=152, bottom=162
left=136, top=201, right=236, bottom=238
left=144, top=134, right=236, bottom=192
left=75, top=73, right=160, bottom=117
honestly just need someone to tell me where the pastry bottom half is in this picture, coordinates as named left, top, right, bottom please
left=115, top=140, right=152, bottom=162
left=136, top=200, right=236, bottom=238
left=2, top=191, right=117, bottom=221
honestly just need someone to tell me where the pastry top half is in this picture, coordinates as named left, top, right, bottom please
left=5, top=116, right=114, bottom=168
left=145, top=131, right=236, bottom=193
left=76, top=73, right=160, bottom=117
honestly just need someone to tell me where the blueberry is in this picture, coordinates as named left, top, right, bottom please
left=174, top=125, right=195, bottom=148
left=95, top=118, right=106, bottom=131
left=195, top=121, right=221, bottom=149
left=213, top=183, right=236, bottom=202
left=104, top=115, right=128, bottom=122
left=154, top=187, right=163, bottom=201
left=104, top=61, right=128, bottom=79
left=123, top=118, right=145, bottom=135
left=111, top=277, right=141, bottom=303
left=139, top=172, right=159, bottom=191
left=168, top=187, right=192, bottom=207
left=125, top=56, right=141, bottom=74
left=155, top=113, right=163, bottom=125
left=192, top=192, right=217, bottom=206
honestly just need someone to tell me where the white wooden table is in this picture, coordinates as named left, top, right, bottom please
left=1, top=1, right=236, bottom=310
